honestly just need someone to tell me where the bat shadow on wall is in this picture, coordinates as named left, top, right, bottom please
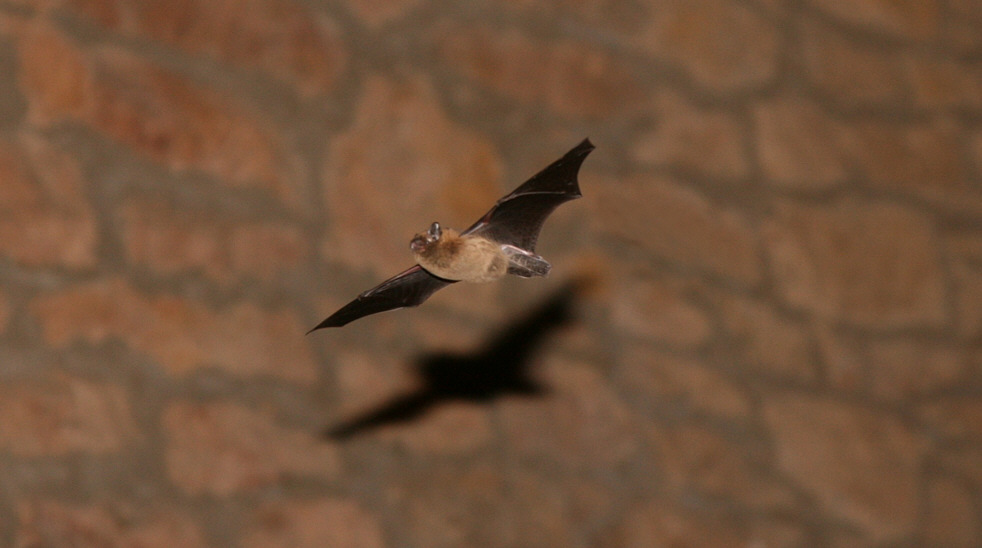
left=323, top=278, right=585, bottom=440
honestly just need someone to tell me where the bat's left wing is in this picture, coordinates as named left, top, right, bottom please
left=308, top=265, right=454, bottom=331
left=462, top=138, right=594, bottom=251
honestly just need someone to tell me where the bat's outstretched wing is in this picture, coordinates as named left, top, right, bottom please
left=308, top=265, right=454, bottom=331
left=462, top=138, right=594, bottom=251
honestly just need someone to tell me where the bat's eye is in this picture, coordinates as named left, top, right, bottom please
left=427, top=222, right=442, bottom=241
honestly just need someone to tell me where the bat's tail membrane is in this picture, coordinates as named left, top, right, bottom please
left=502, top=244, right=551, bottom=278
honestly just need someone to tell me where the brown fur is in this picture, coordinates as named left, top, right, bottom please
left=412, top=228, right=507, bottom=282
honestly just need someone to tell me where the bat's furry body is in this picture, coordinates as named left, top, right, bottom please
left=309, top=139, right=594, bottom=331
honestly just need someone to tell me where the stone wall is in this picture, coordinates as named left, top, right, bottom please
left=0, top=0, right=980, bottom=546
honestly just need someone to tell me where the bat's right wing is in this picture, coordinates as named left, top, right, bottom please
left=308, top=265, right=455, bottom=331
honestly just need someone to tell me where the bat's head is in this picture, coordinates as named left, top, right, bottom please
left=410, top=222, right=442, bottom=254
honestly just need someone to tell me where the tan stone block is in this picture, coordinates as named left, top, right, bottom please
left=632, top=0, right=779, bottom=92
left=31, top=278, right=318, bottom=382
left=807, top=0, right=940, bottom=41
left=610, top=270, right=713, bottom=348
left=434, top=23, right=645, bottom=118
left=764, top=393, right=925, bottom=541
left=243, top=498, right=386, bottom=548
left=718, top=295, right=818, bottom=383
left=499, top=357, right=639, bottom=467
left=15, top=501, right=207, bottom=548
left=619, top=344, right=753, bottom=420
left=0, top=134, right=97, bottom=269
left=801, top=19, right=909, bottom=106
left=64, top=0, right=346, bottom=96
left=593, top=176, right=761, bottom=284
left=163, top=401, right=340, bottom=496
left=633, top=90, right=749, bottom=180
left=0, top=374, right=138, bottom=456
left=922, top=475, right=980, bottom=547
left=15, top=20, right=302, bottom=207
left=753, top=96, right=849, bottom=188
left=764, top=198, right=946, bottom=328
left=649, top=422, right=796, bottom=509
left=120, top=197, right=309, bottom=284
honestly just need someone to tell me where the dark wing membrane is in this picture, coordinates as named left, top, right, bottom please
left=462, top=138, right=594, bottom=251
left=308, top=265, right=454, bottom=331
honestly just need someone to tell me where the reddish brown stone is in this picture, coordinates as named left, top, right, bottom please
left=433, top=23, right=645, bottom=118
left=632, top=90, right=749, bottom=180
left=619, top=344, right=753, bottom=420
left=632, top=0, right=779, bottom=92
left=340, top=0, right=422, bottom=28
left=649, top=422, right=795, bottom=509
left=718, top=295, right=817, bottom=383
left=945, top=0, right=982, bottom=53
left=15, top=501, right=208, bottom=548
left=922, top=476, right=980, bottom=547
left=243, top=498, right=386, bottom=548
left=64, top=0, right=346, bottom=97
left=593, top=175, right=761, bottom=284
left=16, top=21, right=301, bottom=206
left=844, top=120, right=977, bottom=213
left=601, top=498, right=752, bottom=547
left=764, top=393, right=925, bottom=542
left=808, top=0, right=940, bottom=41
left=499, top=357, right=638, bottom=468
left=0, top=375, right=138, bottom=456
left=0, top=289, right=8, bottom=334
left=948, top=233, right=982, bottom=337
left=919, top=398, right=982, bottom=441
left=753, top=96, right=849, bottom=189
left=163, top=401, right=340, bottom=496
left=321, top=74, right=502, bottom=287
left=31, top=278, right=318, bottom=382
left=120, top=197, right=309, bottom=284
left=394, top=463, right=505, bottom=547
left=609, top=269, right=712, bottom=348
left=865, top=338, right=967, bottom=401
left=764, top=199, right=946, bottom=328
left=801, top=19, right=909, bottom=107
left=905, top=55, right=982, bottom=110
left=379, top=403, right=493, bottom=455
left=0, top=134, right=98, bottom=269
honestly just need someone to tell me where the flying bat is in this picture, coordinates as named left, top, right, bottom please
left=308, top=138, right=594, bottom=331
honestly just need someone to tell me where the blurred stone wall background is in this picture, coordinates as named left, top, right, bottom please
left=1, top=0, right=981, bottom=546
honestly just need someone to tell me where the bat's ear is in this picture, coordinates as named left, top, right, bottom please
left=428, top=222, right=442, bottom=240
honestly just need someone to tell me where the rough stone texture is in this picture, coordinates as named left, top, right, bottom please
left=593, top=175, right=761, bottom=284
left=120, top=197, right=309, bottom=285
left=753, top=96, right=849, bottom=189
left=633, top=90, right=749, bottom=180
left=807, top=0, right=940, bottom=41
left=243, top=498, right=386, bottom=548
left=800, top=18, right=909, bottom=107
left=0, top=133, right=98, bottom=268
left=163, top=401, right=340, bottom=496
left=15, top=501, right=208, bottom=548
left=633, top=0, right=779, bottom=92
left=62, top=0, right=347, bottom=97
left=764, top=393, right=925, bottom=542
left=764, top=198, right=947, bottom=328
left=1, top=2, right=978, bottom=546
left=434, top=22, right=646, bottom=118
left=15, top=20, right=302, bottom=207
left=32, top=278, right=317, bottom=381
left=0, top=375, right=138, bottom=456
